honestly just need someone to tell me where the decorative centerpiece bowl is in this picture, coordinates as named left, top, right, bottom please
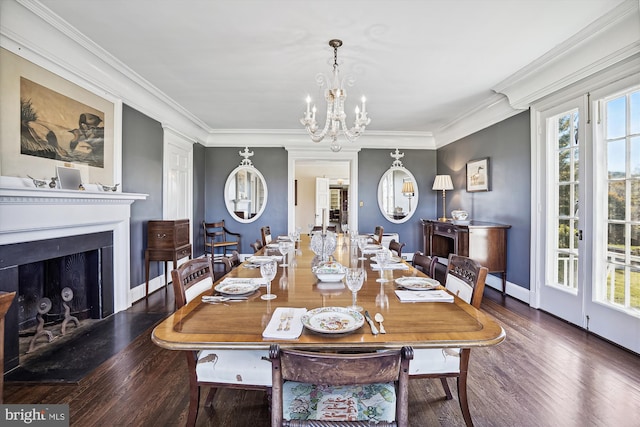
left=312, top=261, right=345, bottom=282
left=451, top=210, right=470, bottom=225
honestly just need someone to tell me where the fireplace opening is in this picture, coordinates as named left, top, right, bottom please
left=0, top=232, right=114, bottom=371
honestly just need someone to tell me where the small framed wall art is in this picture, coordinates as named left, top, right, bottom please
left=466, top=157, right=489, bottom=192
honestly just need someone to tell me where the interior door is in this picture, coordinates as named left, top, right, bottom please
left=536, top=98, right=587, bottom=327
left=315, top=177, right=330, bottom=227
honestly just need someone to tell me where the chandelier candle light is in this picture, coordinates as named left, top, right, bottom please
left=432, top=175, right=453, bottom=222
left=300, top=39, right=371, bottom=152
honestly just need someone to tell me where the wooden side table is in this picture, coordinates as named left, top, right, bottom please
left=145, top=220, right=192, bottom=298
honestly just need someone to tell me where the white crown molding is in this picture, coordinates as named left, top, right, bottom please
left=434, top=94, right=524, bottom=147
left=493, top=0, right=640, bottom=109
left=204, top=129, right=436, bottom=150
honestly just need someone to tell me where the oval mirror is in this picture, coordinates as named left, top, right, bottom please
left=224, top=164, right=268, bottom=223
left=377, top=166, right=419, bottom=224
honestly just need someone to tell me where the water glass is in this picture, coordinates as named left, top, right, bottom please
left=260, top=260, right=278, bottom=300
left=344, top=268, right=364, bottom=311
left=357, top=236, right=369, bottom=260
left=278, top=240, right=293, bottom=267
left=375, top=248, right=391, bottom=283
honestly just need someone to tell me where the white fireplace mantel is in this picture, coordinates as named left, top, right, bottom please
left=0, top=184, right=147, bottom=313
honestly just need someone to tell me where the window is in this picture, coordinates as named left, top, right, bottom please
left=599, top=87, right=640, bottom=313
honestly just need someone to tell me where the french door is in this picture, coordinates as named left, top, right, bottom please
left=535, top=80, right=640, bottom=353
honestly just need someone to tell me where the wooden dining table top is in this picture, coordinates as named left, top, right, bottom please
left=152, top=234, right=505, bottom=352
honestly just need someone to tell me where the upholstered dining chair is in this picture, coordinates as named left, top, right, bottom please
left=250, top=238, right=263, bottom=253
left=270, top=344, right=413, bottom=427
left=221, top=250, right=241, bottom=274
left=260, top=226, right=272, bottom=246
left=171, top=257, right=271, bottom=426
left=409, top=254, right=488, bottom=427
left=203, top=220, right=241, bottom=262
left=412, top=251, right=438, bottom=279
left=373, top=225, right=384, bottom=244
left=389, top=239, right=406, bottom=258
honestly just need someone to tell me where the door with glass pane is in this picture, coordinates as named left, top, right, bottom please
left=538, top=101, right=587, bottom=326
left=586, top=85, right=640, bottom=353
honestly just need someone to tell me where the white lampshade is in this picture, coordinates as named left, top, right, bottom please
left=432, top=175, right=453, bottom=191
left=401, top=181, right=415, bottom=195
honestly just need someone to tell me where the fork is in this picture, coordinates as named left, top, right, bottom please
left=284, top=309, right=294, bottom=331
left=276, top=311, right=288, bottom=331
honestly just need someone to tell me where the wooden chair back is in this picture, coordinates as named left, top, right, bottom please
left=445, top=254, right=488, bottom=309
left=389, top=239, right=406, bottom=257
left=171, top=257, right=214, bottom=309
left=270, top=344, right=413, bottom=426
left=250, top=238, right=263, bottom=253
left=221, top=250, right=241, bottom=274
left=373, top=225, right=384, bottom=244
left=413, top=251, right=438, bottom=279
left=311, top=225, right=337, bottom=233
left=260, top=226, right=272, bottom=246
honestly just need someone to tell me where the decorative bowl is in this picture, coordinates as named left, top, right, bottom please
left=451, top=210, right=469, bottom=221
left=312, top=261, right=346, bottom=282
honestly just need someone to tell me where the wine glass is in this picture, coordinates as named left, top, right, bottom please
left=341, top=223, right=349, bottom=235
left=278, top=240, right=293, bottom=267
left=357, top=236, right=369, bottom=260
left=344, top=268, right=364, bottom=312
left=260, top=260, right=278, bottom=300
left=375, top=247, right=391, bottom=283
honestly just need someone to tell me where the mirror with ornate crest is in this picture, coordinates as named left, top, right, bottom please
left=224, top=147, right=268, bottom=223
left=377, top=149, right=419, bottom=224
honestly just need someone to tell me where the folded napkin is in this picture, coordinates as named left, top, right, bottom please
left=262, top=307, right=307, bottom=339
left=220, top=277, right=268, bottom=286
left=394, top=289, right=454, bottom=303
left=371, top=263, right=409, bottom=271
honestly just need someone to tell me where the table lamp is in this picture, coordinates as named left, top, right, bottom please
left=401, top=180, right=415, bottom=211
left=432, top=175, right=453, bottom=222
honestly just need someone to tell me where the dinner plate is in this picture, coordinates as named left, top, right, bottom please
left=371, top=255, right=402, bottom=263
left=363, top=244, right=382, bottom=252
left=266, top=243, right=280, bottom=249
left=301, top=307, right=365, bottom=334
left=214, top=282, right=260, bottom=296
left=395, top=276, right=440, bottom=290
left=247, top=256, right=277, bottom=264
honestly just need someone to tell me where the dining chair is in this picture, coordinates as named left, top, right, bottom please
left=203, top=220, right=241, bottom=262
left=373, top=225, right=384, bottom=244
left=270, top=344, right=413, bottom=426
left=261, top=225, right=272, bottom=246
left=409, top=254, right=488, bottom=427
left=311, top=225, right=337, bottom=233
left=412, top=251, right=438, bottom=279
left=388, top=239, right=406, bottom=258
left=171, top=257, right=271, bottom=427
left=250, top=238, right=263, bottom=253
left=221, top=250, right=241, bottom=274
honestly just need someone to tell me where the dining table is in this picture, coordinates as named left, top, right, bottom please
left=152, top=233, right=505, bottom=352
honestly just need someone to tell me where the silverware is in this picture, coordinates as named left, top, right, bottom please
left=374, top=312, right=386, bottom=334
left=363, top=311, right=379, bottom=335
left=284, top=309, right=294, bottom=331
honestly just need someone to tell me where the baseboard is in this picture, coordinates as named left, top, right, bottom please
left=484, top=274, right=530, bottom=304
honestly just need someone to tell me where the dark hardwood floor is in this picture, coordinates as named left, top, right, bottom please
left=5, top=285, right=640, bottom=426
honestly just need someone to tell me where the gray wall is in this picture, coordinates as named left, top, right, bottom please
left=204, top=147, right=288, bottom=254
left=192, top=142, right=206, bottom=257
left=122, top=104, right=164, bottom=288
left=437, top=110, right=531, bottom=289
left=358, top=149, right=438, bottom=255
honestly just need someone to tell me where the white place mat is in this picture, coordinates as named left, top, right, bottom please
left=370, top=263, right=409, bottom=270
left=262, top=307, right=307, bottom=339
left=394, top=289, right=454, bottom=303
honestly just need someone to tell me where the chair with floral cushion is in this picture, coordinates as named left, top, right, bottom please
left=270, top=344, right=413, bottom=426
left=409, top=254, right=488, bottom=427
left=171, top=257, right=271, bottom=426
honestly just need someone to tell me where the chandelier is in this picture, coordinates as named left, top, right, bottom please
left=300, top=39, right=371, bottom=152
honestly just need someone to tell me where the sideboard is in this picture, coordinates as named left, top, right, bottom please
left=421, top=219, right=511, bottom=294
left=145, top=219, right=192, bottom=298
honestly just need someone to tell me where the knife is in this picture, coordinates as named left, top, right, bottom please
left=363, top=311, right=379, bottom=335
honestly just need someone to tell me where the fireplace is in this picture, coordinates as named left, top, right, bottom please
left=0, top=181, right=146, bottom=372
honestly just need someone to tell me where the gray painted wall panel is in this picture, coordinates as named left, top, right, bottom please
left=122, top=104, right=164, bottom=288
left=437, top=110, right=531, bottom=289
left=192, top=142, right=206, bottom=257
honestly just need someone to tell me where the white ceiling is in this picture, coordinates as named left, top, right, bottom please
left=37, top=0, right=626, bottom=142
